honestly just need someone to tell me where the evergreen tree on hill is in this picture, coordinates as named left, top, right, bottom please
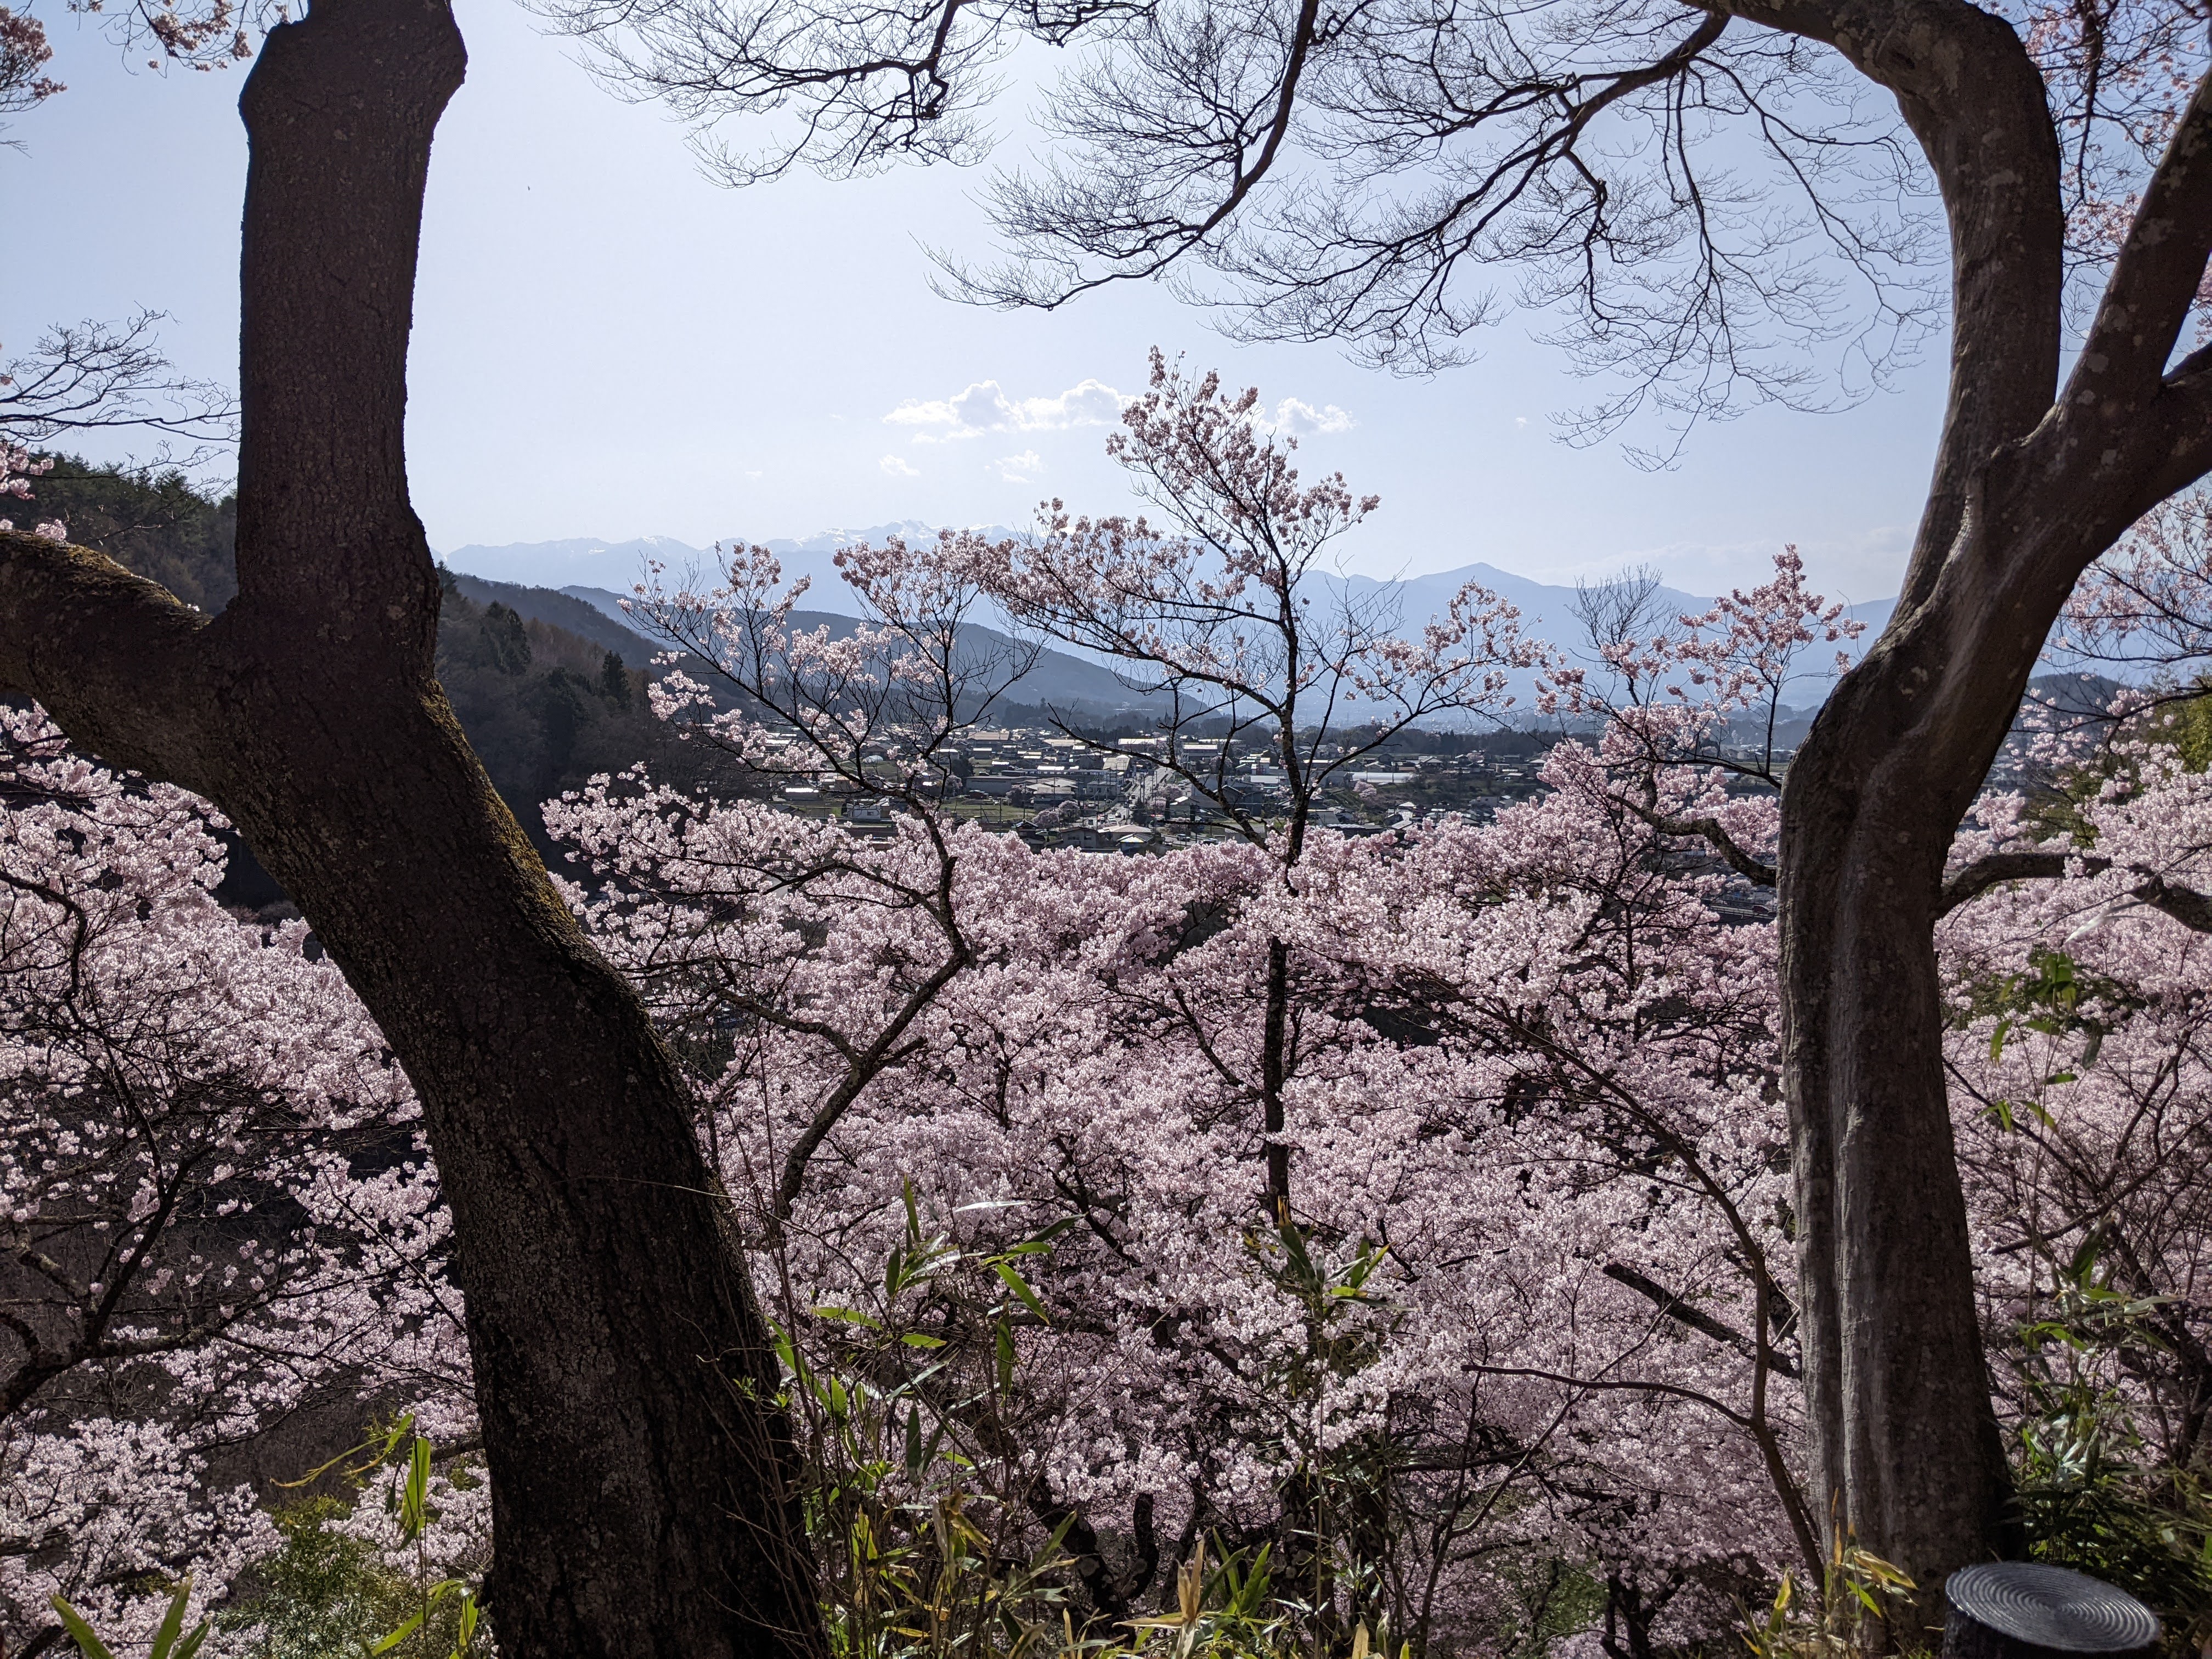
left=19, top=456, right=714, bottom=850
left=18, top=457, right=238, bottom=613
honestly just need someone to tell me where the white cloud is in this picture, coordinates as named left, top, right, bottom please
left=885, top=378, right=1128, bottom=442
left=1270, top=397, right=1355, bottom=437
left=879, top=454, right=919, bottom=477
left=885, top=378, right=1351, bottom=446
left=995, top=449, right=1043, bottom=483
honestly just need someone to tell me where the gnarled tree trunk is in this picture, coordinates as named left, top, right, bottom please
left=1770, top=15, right=2212, bottom=1621
left=0, top=1, right=827, bottom=1653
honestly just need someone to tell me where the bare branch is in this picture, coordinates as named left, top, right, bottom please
left=537, top=0, right=1146, bottom=182
left=2, top=313, right=240, bottom=455
left=944, top=0, right=1330, bottom=306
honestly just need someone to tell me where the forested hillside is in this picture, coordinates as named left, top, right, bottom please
left=448, top=571, right=661, bottom=666
left=430, top=572, right=691, bottom=849
left=14, top=458, right=240, bottom=613
left=16, top=459, right=716, bottom=854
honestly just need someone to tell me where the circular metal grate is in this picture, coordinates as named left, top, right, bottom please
left=1946, top=1565, right=2160, bottom=1653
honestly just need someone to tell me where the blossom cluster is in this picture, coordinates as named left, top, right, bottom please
left=0, top=709, right=466, bottom=1652
left=12, top=382, right=2212, bottom=1657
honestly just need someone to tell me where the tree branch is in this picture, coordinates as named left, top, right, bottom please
left=1937, top=850, right=2082, bottom=912
left=2066, top=72, right=2212, bottom=411
left=2129, top=870, right=2212, bottom=933
left=1602, top=1261, right=1800, bottom=1376
left=1712, top=0, right=2066, bottom=611
left=1632, top=802, right=1778, bottom=887
left=0, top=529, right=219, bottom=784
left=1937, top=848, right=2212, bottom=930
left=2146, top=349, right=2212, bottom=507
left=772, top=933, right=973, bottom=1222
left=0, top=312, right=239, bottom=448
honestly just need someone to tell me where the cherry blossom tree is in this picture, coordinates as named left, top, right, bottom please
left=0, top=1, right=827, bottom=1649
left=540, top=377, right=1833, bottom=1651
left=960, top=352, right=1553, bottom=1211
left=0, top=708, right=466, bottom=1659
left=23, top=495, right=2212, bottom=1658
left=546, top=0, right=2212, bottom=1599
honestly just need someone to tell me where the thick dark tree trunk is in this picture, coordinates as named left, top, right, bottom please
left=1722, top=0, right=2212, bottom=1631
left=1779, top=585, right=2034, bottom=1622
left=0, top=0, right=829, bottom=1653
left=1780, top=335, right=2212, bottom=1643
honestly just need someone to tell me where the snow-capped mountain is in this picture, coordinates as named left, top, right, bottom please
left=438, top=523, right=1002, bottom=602
left=441, top=527, right=1901, bottom=717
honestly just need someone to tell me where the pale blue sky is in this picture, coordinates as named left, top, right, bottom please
left=7, top=0, right=1951, bottom=603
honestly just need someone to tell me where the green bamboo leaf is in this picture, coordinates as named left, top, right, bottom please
left=370, top=1611, right=427, bottom=1656
left=399, top=1435, right=433, bottom=1543
left=49, top=1596, right=119, bottom=1659
left=146, top=1578, right=192, bottom=1659
left=994, top=1261, right=1049, bottom=1323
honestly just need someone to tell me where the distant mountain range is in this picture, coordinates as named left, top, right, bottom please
left=439, top=526, right=1903, bottom=720
left=449, top=567, right=1173, bottom=721
left=440, top=526, right=945, bottom=600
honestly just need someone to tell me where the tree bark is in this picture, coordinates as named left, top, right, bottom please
left=0, top=1, right=828, bottom=1654
left=1666, top=0, right=2212, bottom=1627
left=1773, top=52, right=2212, bottom=1628
left=1779, top=584, right=2032, bottom=1628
